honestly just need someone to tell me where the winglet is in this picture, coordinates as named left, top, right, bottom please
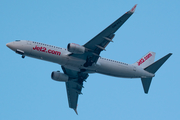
left=73, top=105, right=78, bottom=115
left=74, top=108, right=78, bottom=115
left=130, top=4, right=137, bottom=13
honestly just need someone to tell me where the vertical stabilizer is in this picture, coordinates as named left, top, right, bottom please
left=133, top=52, right=156, bottom=68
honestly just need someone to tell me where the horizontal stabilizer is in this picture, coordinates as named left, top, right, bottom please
left=141, top=53, right=172, bottom=94
left=141, top=78, right=152, bottom=94
left=144, top=53, right=172, bottom=74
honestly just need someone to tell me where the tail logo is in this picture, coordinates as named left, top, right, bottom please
left=137, top=53, right=152, bottom=66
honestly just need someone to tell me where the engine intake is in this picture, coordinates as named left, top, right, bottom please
left=51, top=71, right=69, bottom=82
left=67, top=43, right=85, bottom=54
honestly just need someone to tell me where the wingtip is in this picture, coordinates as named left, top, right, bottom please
left=130, top=4, right=137, bottom=13
left=74, top=108, right=78, bottom=115
left=169, top=53, right=173, bottom=55
left=73, top=105, right=78, bottom=115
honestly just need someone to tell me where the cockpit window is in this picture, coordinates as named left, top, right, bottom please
left=15, top=40, right=20, bottom=42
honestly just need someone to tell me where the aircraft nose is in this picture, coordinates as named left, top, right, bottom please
left=6, top=42, right=15, bottom=51
left=6, top=42, right=13, bottom=48
left=6, top=42, right=10, bottom=48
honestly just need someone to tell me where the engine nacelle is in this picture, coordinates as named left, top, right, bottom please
left=67, top=43, right=85, bottom=54
left=51, top=71, right=69, bottom=82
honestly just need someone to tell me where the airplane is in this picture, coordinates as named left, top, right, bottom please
left=6, top=4, right=172, bottom=114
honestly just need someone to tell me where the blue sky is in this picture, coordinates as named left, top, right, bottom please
left=1, top=0, right=180, bottom=119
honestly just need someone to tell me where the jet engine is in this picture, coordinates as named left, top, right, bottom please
left=67, top=43, right=85, bottom=54
left=51, top=71, right=69, bottom=82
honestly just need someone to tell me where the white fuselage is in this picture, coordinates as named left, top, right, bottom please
left=6, top=40, right=154, bottom=78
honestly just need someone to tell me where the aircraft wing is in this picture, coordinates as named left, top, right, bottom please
left=61, top=66, right=89, bottom=114
left=84, top=4, right=137, bottom=54
left=70, top=5, right=137, bottom=66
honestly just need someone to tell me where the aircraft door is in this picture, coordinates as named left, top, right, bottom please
left=133, top=66, right=137, bottom=77
left=27, top=41, right=31, bottom=45
left=133, top=66, right=136, bottom=71
left=21, top=41, right=32, bottom=56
